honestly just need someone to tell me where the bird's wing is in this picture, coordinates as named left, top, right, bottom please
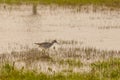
left=34, top=42, right=50, bottom=46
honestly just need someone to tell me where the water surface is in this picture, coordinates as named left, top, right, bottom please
left=0, top=5, right=120, bottom=53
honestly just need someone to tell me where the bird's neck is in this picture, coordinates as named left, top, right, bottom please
left=51, top=42, right=55, bottom=44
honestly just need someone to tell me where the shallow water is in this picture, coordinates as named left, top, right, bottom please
left=0, top=5, right=120, bottom=53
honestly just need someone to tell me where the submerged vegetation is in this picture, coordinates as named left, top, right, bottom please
left=0, top=0, right=120, bottom=8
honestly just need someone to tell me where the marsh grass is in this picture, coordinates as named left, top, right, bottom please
left=91, top=58, right=120, bottom=79
left=0, top=63, right=100, bottom=80
left=0, top=0, right=120, bottom=8
left=58, top=59, right=83, bottom=67
left=98, top=26, right=120, bottom=30
left=59, top=40, right=78, bottom=45
left=3, top=62, right=120, bottom=80
left=0, top=46, right=120, bottom=65
left=0, top=46, right=120, bottom=80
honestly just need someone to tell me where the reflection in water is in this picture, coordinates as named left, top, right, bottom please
left=0, top=5, right=120, bottom=53
left=32, top=4, right=37, bottom=15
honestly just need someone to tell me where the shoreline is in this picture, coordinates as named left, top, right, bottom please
left=0, top=0, right=120, bottom=9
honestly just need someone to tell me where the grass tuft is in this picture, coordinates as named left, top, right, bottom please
left=91, top=58, right=120, bottom=79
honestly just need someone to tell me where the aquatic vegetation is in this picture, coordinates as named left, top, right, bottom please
left=91, top=58, right=120, bottom=79
left=0, top=0, right=120, bottom=8
left=0, top=63, right=99, bottom=80
left=0, top=41, right=120, bottom=80
left=58, top=59, right=83, bottom=67
left=0, top=46, right=120, bottom=80
left=1, top=60, right=120, bottom=80
left=58, top=40, right=78, bottom=45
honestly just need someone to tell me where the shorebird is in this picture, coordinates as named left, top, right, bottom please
left=34, top=40, right=58, bottom=49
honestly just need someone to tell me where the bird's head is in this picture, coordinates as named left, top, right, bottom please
left=52, top=40, right=58, bottom=44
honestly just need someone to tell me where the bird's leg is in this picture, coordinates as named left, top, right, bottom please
left=41, top=49, right=50, bottom=57
left=46, top=49, right=50, bottom=56
left=41, top=49, right=45, bottom=56
left=53, top=46, right=56, bottom=50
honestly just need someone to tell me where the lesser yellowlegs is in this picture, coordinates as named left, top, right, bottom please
left=34, top=40, right=58, bottom=49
